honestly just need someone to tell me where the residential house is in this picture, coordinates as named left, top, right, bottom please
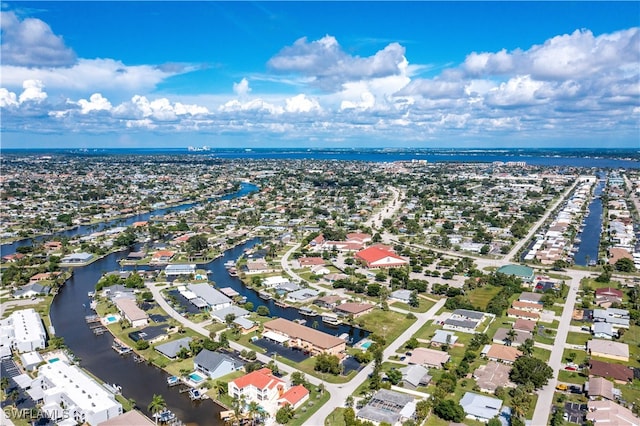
left=408, top=347, right=450, bottom=368
left=164, top=264, right=195, bottom=276
left=357, top=389, right=416, bottom=426
left=398, top=365, right=431, bottom=390
left=286, top=288, right=320, bottom=303
left=154, top=337, right=193, bottom=360
left=483, top=344, right=522, bottom=364
left=511, top=300, right=543, bottom=312
left=262, top=276, right=290, bottom=288
left=210, top=306, right=250, bottom=323
left=297, top=257, right=325, bottom=267
left=587, top=377, right=616, bottom=401
left=97, top=410, right=154, bottom=426
left=473, top=361, right=515, bottom=393
left=513, top=319, right=537, bottom=333
left=263, top=318, right=346, bottom=357
left=195, top=349, right=244, bottom=381
left=507, top=308, right=540, bottom=321
left=586, top=400, right=639, bottom=426
left=389, top=289, right=412, bottom=304
left=595, top=287, right=624, bottom=308
left=187, top=284, right=232, bottom=311
left=13, top=283, right=50, bottom=299
left=233, top=317, right=258, bottom=334
left=593, top=322, right=615, bottom=340
left=593, top=308, right=630, bottom=329
left=460, top=392, right=503, bottom=423
left=114, top=298, right=149, bottom=328
left=587, top=339, right=629, bottom=362
left=519, top=292, right=543, bottom=304
left=228, top=368, right=285, bottom=415
left=443, top=309, right=485, bottom=333
left=430, top=330, right=458, bottom=347
left=496, top=264, right=534, bottom=282
left=277, top=385, right=309, bottom=410
left=151, top=250, right=175, bottom=264
left=589, top=360, right=634, bottom=383
left=334, top=303, right=374, bottom=319
left=493, top=328, right=532, bottom=347
left=314, top=295, right=343, bottom=310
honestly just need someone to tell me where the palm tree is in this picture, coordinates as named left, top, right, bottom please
left=521, top=338, right=535, bottom=356
left=505, top=329, right=517, bottom=346
left=148, top=394, right=166, bottom=425
left=246, top=401, right=261, bottom=426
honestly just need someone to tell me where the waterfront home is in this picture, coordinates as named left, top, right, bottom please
left=0, top=308, right=47, bottom=353
left=262, top=276, right=290, bottom=288
left=97, top=410, right=155, bottom=425
left=407, top=347, right=450, bottom=368
left=589, top=360, right=634, bottom=384
left=210, top=305, right=250, bottom=322
left=164, top=264, right=196, bottom=276
left=286, top=288, right=320, bottom=303
left=32, top=360, right=123, bottom=425
left=13, top=283, right=50, bottom=298
left=483, top=344, right=522, bottom=364
left=355, top=245, right=408, bottom=268
left=233, top=317, right=258, bottom=334
left=228, top=368, right=285, bottom=416
left=314, top=295, right=344, bottom=309
left=278, top=385, right=309, bottom=410
left=334, top=302, right=374, bottom=318
left=29, top=272, right=61, bottom=282
left=154, top=337, right=193, bottom=360
left=460, top=392, right=503, bottom=423
left=114, top=298, right=149, bottom=328
left=61, top=252, right=93, bottom=264
left=586, top=400, right=639, bottom=426
left=187, top=283, right=232, bottom=311
left=194, top=349, right=244, bottom=381
left=357, top=389, right=416, bottom=426
left=587, top=339, right=629, bottom=362
left=20, top=351, right=44, bottom=371
left=246, top=259, right=270, bottom=273
left=151, top=250, right=175, bottom=264
left=263, top=318, right=346, bottom=357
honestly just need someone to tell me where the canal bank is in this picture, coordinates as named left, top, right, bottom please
left=574, top=177, right=606, bottom=266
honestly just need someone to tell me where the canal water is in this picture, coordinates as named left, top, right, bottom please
left=574, top=178, right=605, bottom=266
left=0, top=182, right=259, bottom=255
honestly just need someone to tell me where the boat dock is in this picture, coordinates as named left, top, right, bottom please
left=86, top=315, right=108, bottom=335
left=112, top=339, right=132, bottom=355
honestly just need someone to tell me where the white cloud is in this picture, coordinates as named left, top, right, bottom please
left=0, top=11, right=77, bottom=67
left=233, top=78, right=251, bottom=97
left=218, top=98, right=283, bottom=114
left=77, top=93, right=112, bottom=114
left=268, top=35, right=408, bottom=91
left=18, top=79, right=47, bottom=103
left=0, top=88, right=18, bottom=107
left=340, top=91, right=375, bottom=111
left=285, top=94, right=321, bottom=113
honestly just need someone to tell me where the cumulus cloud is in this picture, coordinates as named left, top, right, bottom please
left=268, top=35, right=407, bottom=91
left=285, top=94, right=321, bottom=113
left=463, top=28, right=639, bottom=80
left=18, top=79, right=47, bottom=103
left=0, top=88, right=18, bottom=107
left=233, top=78, right=251, bottom=97
left=77, top=93, right=112, bottom=114
left=0, top=11, right=76, bottom=67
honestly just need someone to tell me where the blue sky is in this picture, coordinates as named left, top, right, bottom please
left=1, top=1, right=638, bottom=149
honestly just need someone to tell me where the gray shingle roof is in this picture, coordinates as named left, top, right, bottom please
left=155, top=337, right=192, bottom=358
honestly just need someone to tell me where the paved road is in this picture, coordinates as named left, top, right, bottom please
left=531, top=270, right=589, bottom=426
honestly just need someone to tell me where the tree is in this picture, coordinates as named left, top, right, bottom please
left=290, top=372, right=307, bottom=386
left=505, top=329, right=518, bottom=346
left=550, top=406, right=565, bottom=426
left=510, top=355, right=553, bottom=388
left=256, top=305, right=270, bottom=316
left=404, top=337, right=419, bottom=350
left=315, top=353, right=341, bottom=375
left=488, top=418, right=502, bottom=426
left=275, top=404, right=294, bottom=424
left=386, top=368, right=402, bottom=385
left=225, top=313, right=236, bottom=327
left=188, top=234, right=209, bottom=252
left=521, top=338, right=535, bottom=356
left=148, top=394, right=166, bottom=425
left=409, top=291, right=419, bottom=308
left=434, top=399, right=464, bottom=422
left=136, top=339, right=150, bottom=350
left=415, top=399, right=430, bottom=422
left=480, top=244, right=490, bottom=255
left=615, top=257, right=635, bottom=273
left=247, top=401, right=261, bottom=426
left=244, top=302, right=254, bottom=311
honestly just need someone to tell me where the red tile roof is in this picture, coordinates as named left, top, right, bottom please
left=355, top=246, right=405, bottom=264
left=231, top=368, right=284, bottom=391
left=589, top=360, right=634, bottom=382
left=279, top=385, right=309, bottom=406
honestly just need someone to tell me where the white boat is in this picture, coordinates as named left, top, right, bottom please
left=189, top=388, right=206, bottom=400
left=153, top=410, right=176, bottom=423
left=322, top=313, right=341, bottom=325
left=167, top=376, right=180, bottom=386
left=298, top=306, right=317, bottom=317
left=224, top=260, right=235, bottom=269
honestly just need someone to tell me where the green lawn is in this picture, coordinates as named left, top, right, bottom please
left=467, top=285, right=502, bottom=310
left=557, top=370, right=588, bottom=385
left=566, top=332, right=590, bottom=346
left=532, top=347, right=551, bottom=362
left=325, top=408, right=347, bottom=426
left=289, top=386, right=331, bottom=426
left=562, top=348, right=589, bottom=366
left=390, top=297, right=435, bottom=313
left=355, top=309, right=416, bottom=345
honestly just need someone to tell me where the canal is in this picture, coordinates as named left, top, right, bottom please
left=574, top=177, right=605, bottom=266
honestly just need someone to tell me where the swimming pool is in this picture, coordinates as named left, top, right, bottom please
left=48, top=358, right=60, bottom=363
left=361, top=342, right=372, bottom=349
left=189, top=372, right=205, bottom=382
left=104, top=315, right=119, bottom=324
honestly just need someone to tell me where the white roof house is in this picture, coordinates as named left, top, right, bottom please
left=33, top=360, right=122, bottom=425
left=0, top=308, right=47, bottom=353
left=262, top=276, right=290, bottom=288
left=164, top=264, right=196, bottom=276
left=460, top=392, right=502, bottom=422
left=187, top=284, right=232, bottom=311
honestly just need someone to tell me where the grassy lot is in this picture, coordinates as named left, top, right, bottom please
left=566, top=332, right=591, bottom=346
left=557, top=370, right=588, bottom=385
left=467, top=285, right=502, bottom=310
left=289, top=386, right=331, bottom=426
left=325, top=408, right=347, bottom=426
left=355, top=309, right=416, bottom=345
left=390, top=297, right=435, bottom=313
left=562, top=348, right=589, bottom=366
left=535, top=329, right=556, bottom=345
left=619, top=324, right=640, bottom=368
left=532, top=347, right=551, bottom=362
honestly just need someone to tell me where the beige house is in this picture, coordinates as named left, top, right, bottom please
left=587, top=339, right=629, bottom=362
left=408, top=347, right=450, bottom=368
left=114, top=298, right=148, bottom=328
left=586, top=400, right=639, bottom=426
left=263, top=318, right=346, bottom=357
